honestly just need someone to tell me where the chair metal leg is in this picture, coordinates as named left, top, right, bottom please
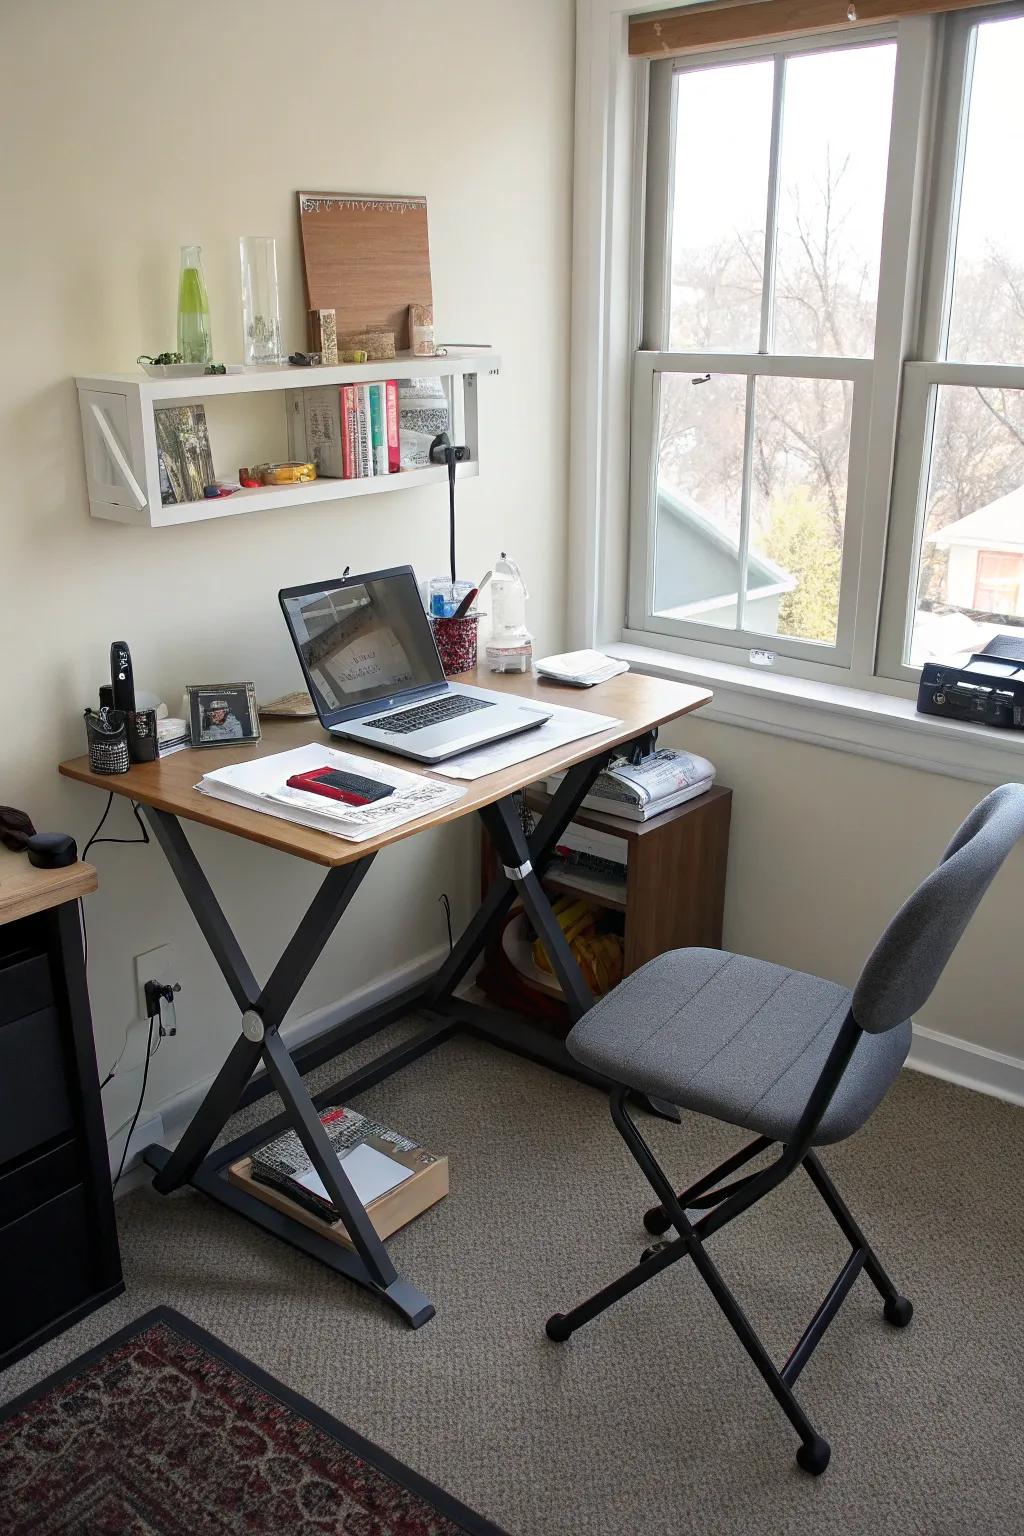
left=546, top=1089, right=832, bottom=1474
left=802, top=1150, right=913, bottom=1326
left=643, top=1134, right=774, bottom=1235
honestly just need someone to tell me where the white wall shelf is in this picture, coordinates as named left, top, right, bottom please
left=75, top=349, right=499, bottom=528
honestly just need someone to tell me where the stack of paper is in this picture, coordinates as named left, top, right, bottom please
left=535, top=650, right=630, bottom=687
left=546, top=748, right=716, bottom=822
left=195, top=743, right=465, bottom=841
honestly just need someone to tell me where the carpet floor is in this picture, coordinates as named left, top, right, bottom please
left=0, top=1307, right=507, bottom=1535
left=2, top=1017, right=1021, bottom=1536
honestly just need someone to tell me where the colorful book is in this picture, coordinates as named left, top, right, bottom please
left=358, top=385, right=373, bottom=476
left=385, top=380, right=400, bottom=473
left=369, top=383, right=388, bottom=475
left=341, top=384, right=355, bottom=479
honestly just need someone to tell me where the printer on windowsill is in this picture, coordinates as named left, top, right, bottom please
left=917, top=631, right=1024, bottom=729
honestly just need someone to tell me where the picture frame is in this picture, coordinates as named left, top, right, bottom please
left=186, top=682, right=261, bottom=748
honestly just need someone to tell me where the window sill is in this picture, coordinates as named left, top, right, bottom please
left=607, top=641, right=1024, bottom=786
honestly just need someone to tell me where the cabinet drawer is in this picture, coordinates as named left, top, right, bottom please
left=0, top=1138, right=80, bottom=1227
left=0, top=1185, right=92, bottom=1355
left=0, top=1006, right=73, bottom=1167
left=0, top=950, right=52, bottom=1028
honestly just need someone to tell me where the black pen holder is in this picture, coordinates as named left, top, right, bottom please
left=84, top=709, right=130, bottom=775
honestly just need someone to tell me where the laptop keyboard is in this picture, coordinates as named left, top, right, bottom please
left=364, top=695, right=496, bottom=734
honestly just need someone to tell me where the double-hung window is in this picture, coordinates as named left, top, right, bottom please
left=628, top=4, right=1024, bottom=690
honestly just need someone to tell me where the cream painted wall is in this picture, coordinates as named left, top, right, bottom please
left=0, top=0, right=575, bottom=1141
left=665, top=714, right=1024, bottom=1062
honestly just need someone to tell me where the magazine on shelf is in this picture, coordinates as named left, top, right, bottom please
left=546, top=748, right=715, bottom=822
left=195, top=743, right=465, bottom=841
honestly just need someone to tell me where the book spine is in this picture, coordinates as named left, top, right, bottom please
left=359, top=385, right=372, bottom=476
left=385, top=379, right=400, bottom=472
left=369, top=383, right=387, bottom=475
left=340, top=386, right=354, bottom=479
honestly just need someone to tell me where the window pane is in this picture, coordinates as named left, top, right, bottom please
left=946, top=18, right=1024, bottom=364
left=908, top=385, right=1024, bottom=665
left=772, top=44, right=895, bottom=358
left=653, top=373, right=747, bottom=628
left=668, top=61, right=773, bottom=353
left=749, top=376, right=851, bottom=644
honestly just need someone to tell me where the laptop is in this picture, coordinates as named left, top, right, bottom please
left=278, top=567, right=552, bottom=763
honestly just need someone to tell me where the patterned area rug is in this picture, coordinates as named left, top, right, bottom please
left=0, top=1307, right=508, bottom=1535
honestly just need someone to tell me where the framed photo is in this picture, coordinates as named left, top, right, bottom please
left=187, top=682, right=261, bottom=747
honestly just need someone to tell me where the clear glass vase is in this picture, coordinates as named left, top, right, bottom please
left=176, top=244, right=212, bottom=365
left=239, top=235, right=284, bottom=366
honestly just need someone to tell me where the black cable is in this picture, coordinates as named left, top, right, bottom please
left=80, top=794, right=150, bottom=967
left=112, top=1009, right=156, bottom=1191
left=82, top=792, right=150, bottom=861
left=438, top=892, right=453, bottom=953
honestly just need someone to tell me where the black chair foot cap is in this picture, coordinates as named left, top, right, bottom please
left=643, top=1205, right=671, bottom=1236
left=796, top=1436, right=831, bottom=1476
left=883, top=1295, right=913, bottom=1328
left=545, top=1313, right=573, bottom=1343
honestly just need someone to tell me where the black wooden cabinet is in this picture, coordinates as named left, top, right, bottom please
left=0, top=857, right=123, bottom=1369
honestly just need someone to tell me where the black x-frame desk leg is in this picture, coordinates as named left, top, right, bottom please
left=424, top=751, right=679, bottom=1120
left=138, top=736, right=675, bottom=1330
left=139, top=807, right=436, bottom=1329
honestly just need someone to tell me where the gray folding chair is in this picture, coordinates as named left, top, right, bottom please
left=545, top=783, right=1024, bottom=1474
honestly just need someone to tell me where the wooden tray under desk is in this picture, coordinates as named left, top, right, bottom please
left=228, top=1147, right=448, bottom=1250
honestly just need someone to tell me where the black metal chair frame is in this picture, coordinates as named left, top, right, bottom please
left=545, top=1010, right=913, bottom=1476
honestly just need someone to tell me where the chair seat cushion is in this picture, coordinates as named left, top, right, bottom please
left=567, top=949, right=912, bottom=1145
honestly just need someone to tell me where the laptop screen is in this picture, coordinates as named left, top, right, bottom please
left=280, top=569, right=444, bottom=719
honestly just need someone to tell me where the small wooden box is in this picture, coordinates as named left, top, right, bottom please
left=228, top=1141, right=448, bottom=1249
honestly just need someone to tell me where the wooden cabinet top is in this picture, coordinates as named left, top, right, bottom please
left=0, top=845, right=97, bottom=925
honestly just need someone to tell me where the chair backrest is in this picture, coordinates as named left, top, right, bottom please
left=852, top=783, right=1024, bottom=1033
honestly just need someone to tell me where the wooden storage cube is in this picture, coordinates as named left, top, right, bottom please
left=478, top=784, right=732, bottom=1026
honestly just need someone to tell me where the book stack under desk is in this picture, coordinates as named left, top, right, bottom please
left=228, top=1104, right=448, bottom=1250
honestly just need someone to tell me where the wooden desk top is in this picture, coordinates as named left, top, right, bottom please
left=58, top=667, right=712, bottom=868
left=0, top=845, right=97, bottom=925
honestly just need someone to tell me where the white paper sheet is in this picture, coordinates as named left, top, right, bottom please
left=296, top=1142, right=413, bottom=1208
left=195, top=743, right=465, bottom=840
left=431, top=704, right=623, bottom=780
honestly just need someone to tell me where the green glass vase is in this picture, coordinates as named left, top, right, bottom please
left=176, top=244, right=212, bottom=365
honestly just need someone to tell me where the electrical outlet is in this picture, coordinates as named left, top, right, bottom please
left=134, top=944, right=178, bottom=1016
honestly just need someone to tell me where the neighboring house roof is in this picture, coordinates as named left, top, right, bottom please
left=656, top=486, right=795, bottom=616
left=928, top=485, right=1024, bottom=553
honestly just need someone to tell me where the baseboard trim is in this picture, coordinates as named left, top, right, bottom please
left=907, top=1023, right=1024, bottom=1108
left=113, top=943, right=449, bottom=1197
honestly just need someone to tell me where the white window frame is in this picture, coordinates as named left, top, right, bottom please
left=876, top=3, right=1024, bottom=682
left=627, top=350, right=873, bottom=670
left=627, top=22, right=932, bottom=686
left=569, top=2, right=1024, bottom=784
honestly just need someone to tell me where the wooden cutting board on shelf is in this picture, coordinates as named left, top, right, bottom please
left=297, top=191, right=433, bottom=352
